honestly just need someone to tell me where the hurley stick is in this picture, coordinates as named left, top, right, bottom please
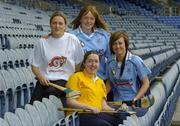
left=108, top=95, right=155, bottom=108
left=58, top=108, right=136, bottom=115
left=48, top=82, right=81, bottom=98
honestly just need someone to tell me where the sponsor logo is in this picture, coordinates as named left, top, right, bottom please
left=49, top=56, right=67, bottom=68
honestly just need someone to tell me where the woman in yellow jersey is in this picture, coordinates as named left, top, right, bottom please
left=66, top=50, right=121, bottom=126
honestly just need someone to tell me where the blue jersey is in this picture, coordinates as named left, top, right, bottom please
left=106, top=52, right=151, bottom=101
left=70, top=27, right=110, bottom=80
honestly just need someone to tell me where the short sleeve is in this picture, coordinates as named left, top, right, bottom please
left=29, top=40, right=43, bottom=67
left=65, top=74, right=80, bottom=91
left=133, top=56, right=151, bottom=80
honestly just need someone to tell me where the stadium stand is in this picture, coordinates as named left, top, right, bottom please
left=0, top=0, right=180, bottom=125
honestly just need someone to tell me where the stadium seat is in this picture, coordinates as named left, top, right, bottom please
left=71, top=112, right=79, bottom=126
left=15, top=108, right=33, bottom=126
left=0, top=117, right=9, bottom=126
left=33, top=100, right=51, bottom=126
left=49, top=95, right=65, bottom=119
left=8, top=69, right=22, bottom=109
left=52, top=118, right=66, bottom=126
left=0, top=74, right=6, bottom=117
left=24, top=104, right=42, bottom=126
left=65, top=114, right=74, bottom=126
left=4, top=112, right=23, bottom=126
left=42, top=97, right=63, bottom=125
left=0, top=69, right=15, bottom=113
left=161, top=64, right=179, bottom=96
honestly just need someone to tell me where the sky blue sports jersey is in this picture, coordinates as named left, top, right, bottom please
left=70, top=27, right=110, bottom=80
left=106, top=52, right=151, bottom=101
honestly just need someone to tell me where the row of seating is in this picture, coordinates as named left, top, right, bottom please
left=0, top=49, right=32, bottom=69
left=0, top=66, right=36, bottom=117
left=0, top=95, right=79, bottom=126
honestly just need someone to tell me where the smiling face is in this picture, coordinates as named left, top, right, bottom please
left=112, top=37, right=127, bottom=61
left=84, top=53, right=99, bottom=76
left=80, top=11, right=95, bottom=33
left=50, top=16, right=66, bottom=38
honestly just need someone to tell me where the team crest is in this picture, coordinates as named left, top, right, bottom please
left=111, top=68, right=116, bottom=76
left=80, top=41, right=85, bottom=47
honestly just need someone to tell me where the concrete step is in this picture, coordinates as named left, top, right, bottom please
left=171, top=96, right=180, bottom=126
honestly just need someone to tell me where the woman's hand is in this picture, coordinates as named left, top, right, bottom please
left=31, top=65, right=49, bottom=86
left=37, top=75, right=49, bottom=86
left=117, top=103, right=128, bottom=111
left=88, top=107, right=100, bottom=114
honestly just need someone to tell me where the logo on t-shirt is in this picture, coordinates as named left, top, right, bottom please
left=49, top=56, right=67, bottom=68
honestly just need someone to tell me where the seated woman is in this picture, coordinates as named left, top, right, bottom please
left=106, top=31, right=152, bottom=117
left=66, top=51, right=122, bottom=126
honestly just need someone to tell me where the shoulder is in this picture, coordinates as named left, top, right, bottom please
left=128, top=54, right=143, bottom=64
left=107, top=55, right=116, bottom=65
left=69, top=28, right=79, bottom=35
left=64, top=32, right=80, bottom=41
left=34, top=38, right=46, bottom=47
left=69, top=72, right=82, bottom=80
left=127, top=53, right=145, bottom=69
left=95, top=28, right=110, bottom=37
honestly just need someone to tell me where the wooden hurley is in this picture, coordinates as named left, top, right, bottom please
left=58, top=108, right=136, bottom=115
left=48, top=82, right=81, bottom=98
left=108, top=95, right=155, bottom=108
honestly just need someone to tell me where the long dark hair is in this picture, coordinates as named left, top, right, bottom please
left=109, top=31, right=129, bottom=76
left=80, top=50, right=100, bottom=71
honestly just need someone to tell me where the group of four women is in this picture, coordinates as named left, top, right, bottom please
left=29, top=5, right=151, bottom=126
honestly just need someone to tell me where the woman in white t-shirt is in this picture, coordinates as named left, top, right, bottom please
left=29, top=11, right=84, bottom=106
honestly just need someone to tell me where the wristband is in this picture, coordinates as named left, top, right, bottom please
left=133, top=98, right=137, bottom=102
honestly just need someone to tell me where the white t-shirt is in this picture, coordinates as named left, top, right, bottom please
left=29, top=32, right=84, bottom=80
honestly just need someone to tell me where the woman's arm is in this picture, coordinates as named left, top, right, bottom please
left=102, top=99, right=115, bottom=111
left=106, top=80, right=112, bottom=94
left=66, top=98, right=100, bottom=114
left=31, top=65, right=49, bottom=86
left=134, top=76, right=150, bottom=100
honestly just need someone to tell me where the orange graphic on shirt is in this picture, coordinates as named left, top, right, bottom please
left=48, top=56, right=67, bottom=68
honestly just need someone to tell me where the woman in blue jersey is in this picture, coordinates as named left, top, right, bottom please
left=70, top=5, right=110, bottom=81
left=106, top=31, right=151, bottom=117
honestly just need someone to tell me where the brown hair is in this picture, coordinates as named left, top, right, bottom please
left=109, top=31, right=129, bottom=54
left=71, top=5, right=108, bottom=30
left=50, top=11, right=67, bottom=25
left=80, top=50, right=100, bottom=71
left=109, top=31, right=129, bottom=76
